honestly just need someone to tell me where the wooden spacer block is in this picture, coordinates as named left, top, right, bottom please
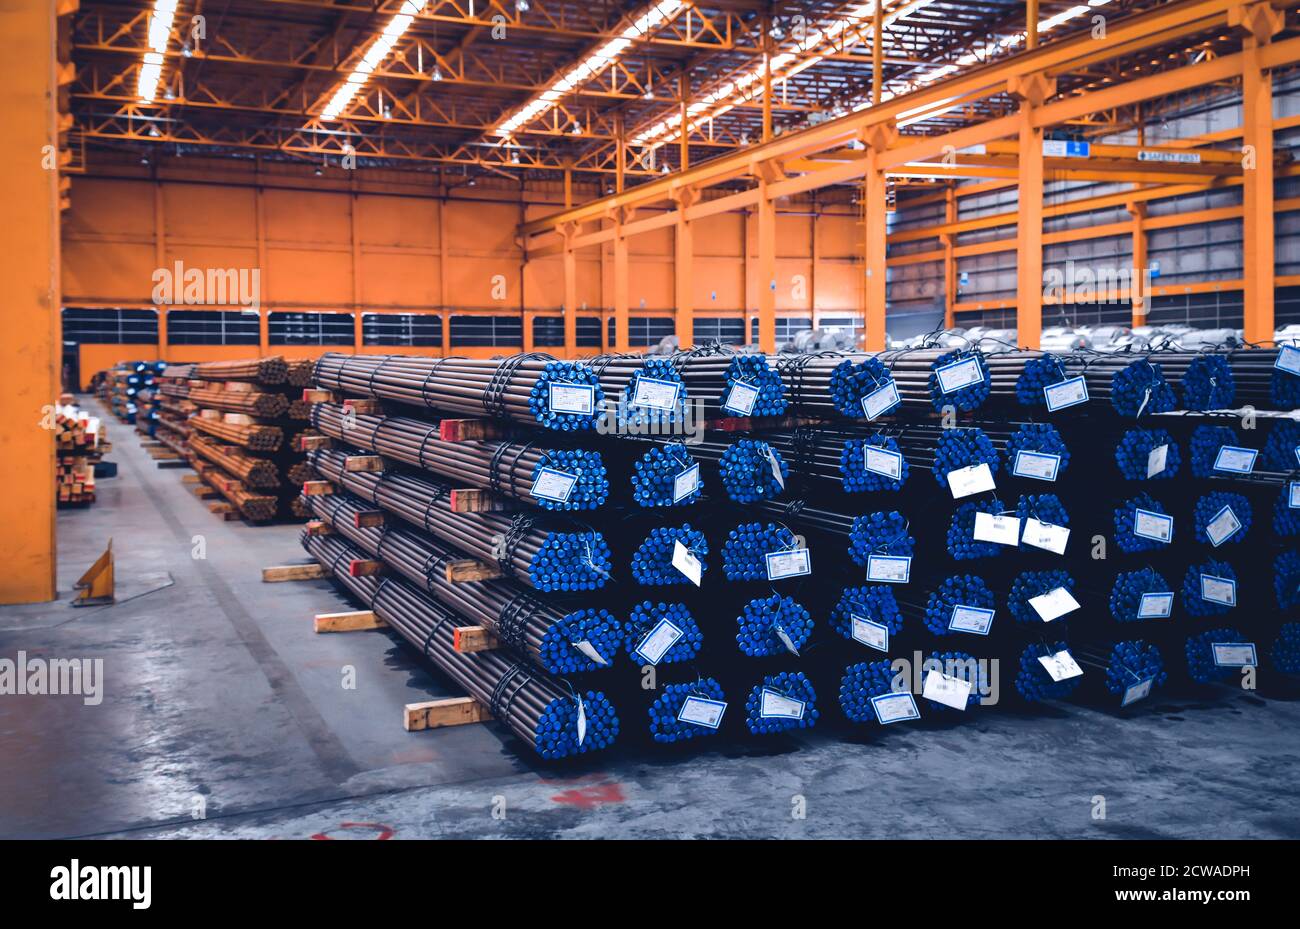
left=453, top=625, right=500, bottom=653
left=300, top=434, right=331, bottom=452
left=354, top=509, right=385, bottom=528
left=344, top=454, right=384, bottom=473
left=304, top=520, right=332, bottom=536
left=448, top=488, right=514, bottom=513
left=404, top=696, right=491, bottom=732
left=181, top=474, right=201, bottom=484
left=302, top=480, right=334, bottom=496
left=262, top=563, right=328, bottom=582
left=302, top=389, right=335, bottom=403
left=313, top=610, right=387, bottom=633
left=348, top=558, right=384, bottom=577
left=444, top=558, right=504, bottom=582
left=342, top=398, right=381, bottom=415
left=438, top=419, right=504, bottom=442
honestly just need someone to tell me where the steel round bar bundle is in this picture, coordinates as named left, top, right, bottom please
left=302, top=489, right=622, bottom=674
left=1114, top=427, right=1181, bottom=480
left=1185, top=626, right=1247, bottom=684
left=189, top=415, right=284, bottom=452
left=312, top=352, right=604, bottom=431
left=1180, top=558, right=1238, bottom=617
left=308, top=446, right=611, bottom=591
left=1014, top=641, right=1081, bottom=702
left=744, top=672, right=819, bottom=734
left=828, top=584, right=904, bottom=644
left=630, top=524, right=708, bottom=585
left=191, top=460, right=277, bottom=521
left=286, top=359, right=314, bottom=388
left=622, top=601, right=702, bottom=665
left=1192, top=491, right=1252, bottom=546
left=630, top=444, right=703, bottom=507
left=735, top=594, right=812, bottom=657
left=193, top=355, right=288, bottom=385
left=1271, top=622, right=1300, bottom=675
left=1274, top=551, right=1300, bottom=610
left=669, top=348, right=787, bottom=418
left=1006, top=569, right=1077, bottom=625
left=311, top=403, right=608, bottom=511
left=918, top=651, right=987, bottom=712
left=188, top=384, right=289, bottom=418
left=588, top=353, right=690, bottom=428
left=647, top=678, right=728, bottom=743
left=720, top=521, right=800, bottom=581
left=1108, top=567, right=1173, bottom=623
left=189, top=434, right=280, bottom=488
left=300, top=529, right=618, bottom=759
left=839, top=659, right=904, bottom=723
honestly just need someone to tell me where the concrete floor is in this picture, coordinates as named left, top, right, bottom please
left=2, top=400, right=1299, bottom=840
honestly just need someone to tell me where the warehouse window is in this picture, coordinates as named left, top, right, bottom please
left=61, top=308, right=158, bottom=344
left=532, top=316, right=601, bottom=348
left=362, top=313, right=442, bottom=346
left=167, top=310, right=261, bottom=345
left=450, top=314, right=522, bottom=347
left=1148, top=291, right=1244, bottom=330
left=693, top=317, right=746, bottom=345
left=611, top=316, right=676, bottom=345
left=268, top=311, right=355, bottom=346
left=748, top=317, right=817, bottom=342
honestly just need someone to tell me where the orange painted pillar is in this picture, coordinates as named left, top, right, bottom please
left=674, top=212, right=694, bottom=348
left=1128, top=202, right=1148, bottom=327
left=1015, top=96, right=1046, bottom=349
left=1242, top=29, right=1278, bottom=344
left=756, top=187, right=777, bottom=353
left=862, top=151, right=888, bottom=350
left=0, top=0, right=59, bottom=602
left=614, top=221, right=631, bottom=351
left=562, top=225, right=578, bottom=358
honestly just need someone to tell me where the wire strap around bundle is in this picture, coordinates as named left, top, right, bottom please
left=497, top=512, right=536, bottom=578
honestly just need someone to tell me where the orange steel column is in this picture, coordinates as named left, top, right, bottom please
left=0, top=0, right=59, bottom=602
left=256, top=187, right=270, bottom=352
left=1011, top=75, right=1052, bottom=350
left=862, top=124, right=895, bottom=351
left=154, top=182, right=169, bottom=358
left=614, top=214, right=631, bottom=351
left=1238, top=1, right=1283, bottom=344
left=673, top=189, right=697, bottom=348
left=562, top=223, right=578, bottom=357
left=943, top=184, right=957, bottom=329
left=1128, top=201, right=1149, bottom=326
left=757, top=184, right=777, bottom=353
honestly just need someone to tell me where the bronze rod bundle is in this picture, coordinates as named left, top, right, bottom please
left=189, top=434, right=281, bottom=488
left=192, top=356, right=289, bottom=385
left=189, top=415, right=284, bottom=452
left=188, top=384, right=289, bottom=418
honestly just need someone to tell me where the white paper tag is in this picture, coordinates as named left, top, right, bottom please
left=1038, top=649, right=1083, bottom=682
left=1200, top=574, right=1236, bottom=605
left=773, top=625, right=801, bottom=656
left=973, top=512, right=1021, bottom=546
left=871, top=692, right=921, bottom=724
left=1029, top=586, right=1080, bottom=622
left=1022, top=518, right=1070, bottom=554
left=850, top=614, right=889, bottom=652
left=572, top=639, right=609, bottom=667
left=1122, top=677, right=1154, bottom=707
left=935, top=356, right=985, bottom=394
left=1275, top=344, right=1300, bottom=375
left=948, top=604, right=995, bottom=635
left=576, top=696, right=587, bottom=745
left=677, top=695, right=726, bottom=728
left=549, top=382, right=595, bottom=415
left=631, top=376, right=681, bottom=410
left=722, top=380, right=759, bottom=416
left=1147, top=444, right=1168, bottom=478
left=759, top=689, right=806, bottom=720
left=1137, top=591, right=1174, bottom=618
left=861, top=380, right=901, bottom=420
left=1013, top=451, right=1060, bottom=481
left=1211, top=642, right=1257, bottom=667
left=948, top=462, right=996, bottom=499
left=767, top=449, right=785, bottom=489
left=530, top=467, right=578, bottom=503
left=865, top=446, right=903, bottom=480
left=1290, top=481, right=1300, bottom=510
left=866, top=554, right=911, bottom=583
left=923, top=669, right=972, bottom=710
left=635, top=619, right=683, bottom=666
left=1133, top=508, right=1173, bottom=543
left=1044, top=376, right=1088, bottom=411
left=672, top=464, right=700, bottom=503
left=671, top=539, right=702, bottom=587
left=765, top=548, right=811, bottom=580
left=1213, top=446, right=1257, bottom=474
left=1205, top=505, right=1242, bottom=547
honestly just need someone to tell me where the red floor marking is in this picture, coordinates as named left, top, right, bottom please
left=551, top=782, right=625, bottom=809
left=310, top=821, right=396, bottom=840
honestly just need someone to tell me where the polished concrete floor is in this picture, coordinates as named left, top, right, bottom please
left=2, top=400, right=1298, bottom=840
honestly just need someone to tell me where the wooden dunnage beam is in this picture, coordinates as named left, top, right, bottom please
left=404, top=696, right=491, bottom=731
left=314, top=610, right=387, bottom=633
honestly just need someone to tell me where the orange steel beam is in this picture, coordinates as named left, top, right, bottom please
left=613, top=214, right=631, bottom=351
left=757, top=178, right=777, bottom=353
left=1014, top=80, right=1048, bottom=350
left=1129, top=202, right=1149, bottom=326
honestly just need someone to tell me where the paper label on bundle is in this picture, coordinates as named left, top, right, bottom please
left=672, top=464, right=700, bottom=503
left=865, top=446, right=903, bottom=480
left=1200, top=574, right=1236, bottom=606
left=935, top=356, right=984, bottom=394
left=1147, top=444, right=1168, bottom=478
left=947, top=462, right=996, bottom=499
left=530, top=467, right=578, bottom=503
left=549, top=382, right=595, bottom=415
left=631, top=376, right=681, bottom=411
left=1275, top=344, right=1300, bottom=375
left=760, top=689, right=806, bottom=720
left=765, top=548, right=811, bottom=580
left=671, top=540, right=703, bottom=587
left=722, top=380, right=759, bottom=416
left=1205, top=505, right=1242, bottom=547
left=1133, top=508, right=1173, bottom=543
left=973, top=512, right=1020, bottom=546
left=1211, top=642, right=1257, bottom=667
left=1038, top=649, right=1083, bottom=682
left=1044, top=376, right=1088, bottom=411
left=861, top=380, right=902, bottom=420
left=1290, top=481, right=1300, bottom=510
left=1213, top=446, right=1257, bottom=474
left=635, top=619, right=683, bottom=666
left=767, top=449, right=786, bottom=489
left=1122, top=677, right=1154, bottom=707
left=1137, top=591, right=1174, bottom=618
left=678, top=695, right=726, bottom=728
left=773, top=625, right=801, bottom=656
left=572, top=639, right=609, bottom=667
left=923, top=669, right=972, bottom=711
left=871, top=692, right=921, bottom=724
left=1012, top=451, right=1060, bottom=481
left=850, top=614, right=889, bottom=652
left=867, top=554, right=911, bottom=583
left=1029, top=586, right=1080, bottom=622
left=576, top=696, right=586, bottom=745
left=948, top=605, right=995, bottom=636
left=1022, top=518, right=1070, bottom=554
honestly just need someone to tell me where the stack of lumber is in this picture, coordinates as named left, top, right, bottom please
left=154, top=364, right=196, bottom=459
left=54, top=404, right=109, bottom=507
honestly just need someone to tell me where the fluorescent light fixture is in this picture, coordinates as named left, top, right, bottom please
left=137, top=0, right=178, bottom=101
left=492, top=0, right=685, bottom=137
left=320, top=0, right=428, bottom=120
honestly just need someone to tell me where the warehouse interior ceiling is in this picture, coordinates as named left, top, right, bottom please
left=71, top=0, right=1273, bottom=190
